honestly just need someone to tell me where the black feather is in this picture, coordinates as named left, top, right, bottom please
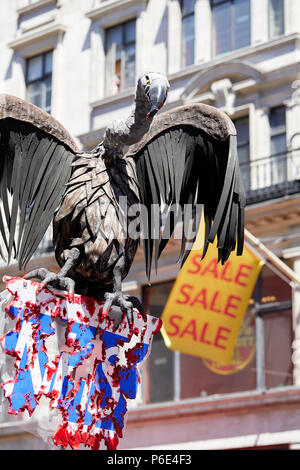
left=0, top=117, right=75, bottom=268
left=132, top=127, right=245, bottom=280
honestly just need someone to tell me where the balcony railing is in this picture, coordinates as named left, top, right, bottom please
left=240, top=148, right=300, bottom=205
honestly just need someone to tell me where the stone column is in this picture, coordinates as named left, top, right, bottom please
left=251, top=0, right=268, bottom=45
left=89, top=23, right=105, bottom=102
left=11, top=53, right=26, bottom=99
left=50, top=31, right=64, bottom=120
left=286, top=0, right=300, bottom=35
left=167, top=0, right=182, bottom=74
left=195, top=0, right=212, bottom=64
left=135, top=0, right=150, bottom=79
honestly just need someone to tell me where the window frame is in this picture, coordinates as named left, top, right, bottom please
left=211, top=0, right=251, bottom=57
left=180, top=0, right=196, bottom=68
left=269, top=105, right=287, bottom=157
left=26, top=50, right=53, bottom=114
left=234, top=115, right=250, bottom=192
left=268, top=105, right=287, bottom=186
left=105, top=18, right=136, bottom=96
left=253, top=273, right=293, bottom=391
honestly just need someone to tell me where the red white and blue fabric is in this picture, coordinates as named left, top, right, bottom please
left=0, top=277, right=161, bottom=450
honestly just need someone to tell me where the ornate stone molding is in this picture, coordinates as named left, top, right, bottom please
left=211, top=78, right=235, bottom=115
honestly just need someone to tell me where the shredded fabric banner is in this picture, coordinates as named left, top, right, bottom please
left=161, top=241, right=263, bottom=365
left=0, top=277, right=161, bottom=450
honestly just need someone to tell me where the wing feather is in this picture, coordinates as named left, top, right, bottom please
left=0, top=95, right=77, bottom=268
left=127, top=104, right=246, bottom=280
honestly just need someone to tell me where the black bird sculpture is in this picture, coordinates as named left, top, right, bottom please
left=0, top=72, right=245, bottom=323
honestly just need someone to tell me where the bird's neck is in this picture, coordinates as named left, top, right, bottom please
left=102, top=88, right=153, bottom=157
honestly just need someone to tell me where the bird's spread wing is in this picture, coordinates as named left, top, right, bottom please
left=0, top=94, right=78, bottom=268
left=126, top=103, right=246, bottom=280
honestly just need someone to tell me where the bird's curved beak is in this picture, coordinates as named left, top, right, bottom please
left=146, top=79, right=169, bottom=120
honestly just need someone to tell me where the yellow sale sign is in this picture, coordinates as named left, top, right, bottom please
left=161, top=236, right=263, bottom=365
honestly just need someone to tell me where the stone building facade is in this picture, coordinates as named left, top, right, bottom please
left=0, top=0, right=300, bottom=450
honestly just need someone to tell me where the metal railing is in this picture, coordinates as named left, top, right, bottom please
left=240, top=148, right=300, bottom=204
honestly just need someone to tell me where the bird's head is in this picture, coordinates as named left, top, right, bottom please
left=137, top=72, right=170, bottom=120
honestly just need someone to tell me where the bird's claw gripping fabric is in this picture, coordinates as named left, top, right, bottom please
left=103, top=292, right=134, bottom=326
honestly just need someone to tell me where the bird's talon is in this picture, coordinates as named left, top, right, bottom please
left=103, top=292, right=134, bottom=327
left=23, top=269, right=76, bottom=296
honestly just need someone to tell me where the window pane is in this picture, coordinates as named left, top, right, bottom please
left=238, top=145, right=250, bottom=166
left=264, top=310, right=293, bottom=389
left=125, top=19, right=136, bottom=44
left=270, top=106, right=286, bottom=134
left=27, top=55, right=43, bottom=82
left=239, top=148, right=251, bottom=191
left=106, top=24, right=123, bottom=52
left=45, top=76, right=52, bottom=113
left=149, top=337, right=174, bottom=403
left=214, top=0, right=250, bottom=56
left=269, top=0, right=284, bottom=38
left=124, top=43, right=136, bottom=89
left=270, top=104, right=286, bottom=183
left=45, top=51, right=53, bottom=75
left=143, top=281, right=175, bottom=404
left=234, top=117, right=250, bottom=189
left=105, top=20, right=136, bottom=95
left=260, top=269, right=293, bottom=390
left=214, top=2, right=232, bottom=55
left=26, top=51, right=52, bottom=113
left=180, top=307, right=257, bottom=399
left=182, top=14, right=195, bottom=66
left=271, top=133, right=286, bottom=155
left=234, top=0, right=251, bottom=49
left=27, top=75, right=52, bottom=113
left=235, top=117, right=249, bottom=147
left=27, top=82, right=43, bottom=108
left=182, top=0, right=195, bottom=16
left=270, top=106, right=286, bottom=184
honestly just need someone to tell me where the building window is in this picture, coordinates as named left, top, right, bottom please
left=212, top=0, right=251, bottom=56
left=181, top=0, right=195, bottom=67
left=269, top=106, right=286, bottom=185
left=270, top=106, right=286, bottom=156
left=234, top=116, right=250, bottom=192
left=105, top=19, right=136, bottom=96
left=269, top=0, right=284, bottom=39
left=26, top=51, right=53, bottom=114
